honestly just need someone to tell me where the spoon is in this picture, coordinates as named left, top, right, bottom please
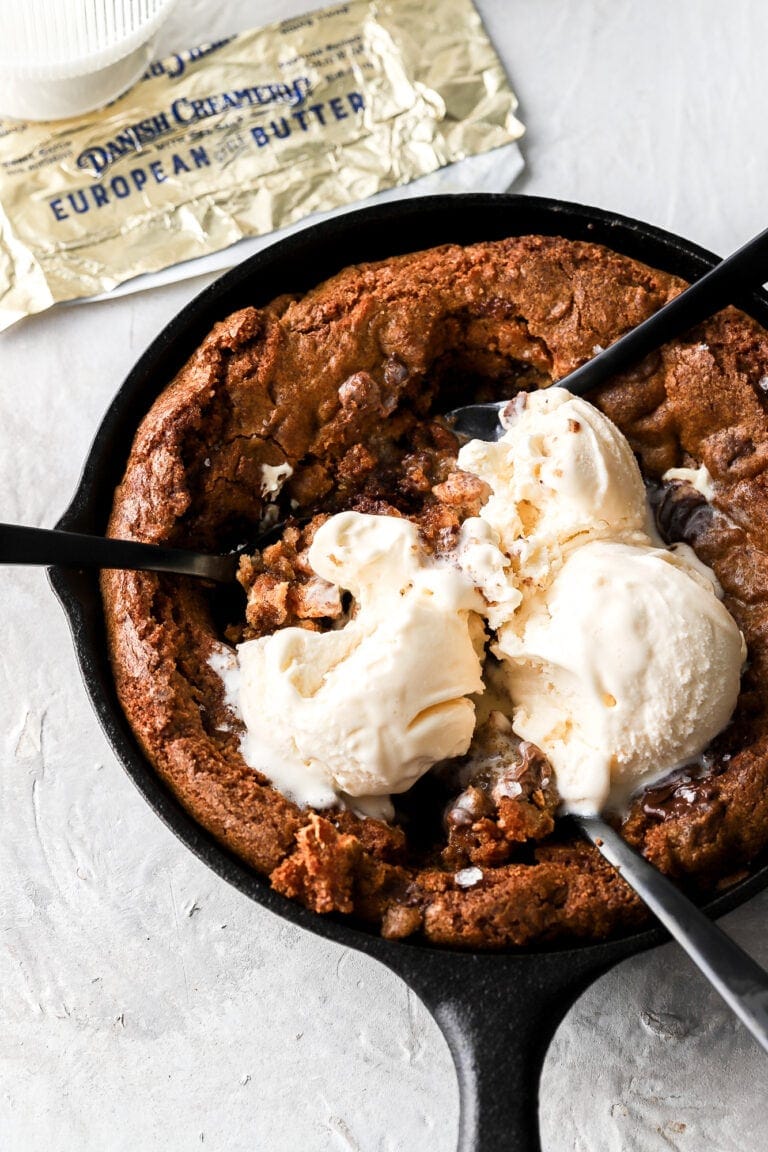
left=447, top=221, right=768, bottom=440
left=9, top=530, right=765, bottom=1052
left=5, top=262, right=768, bottom=1057
left=7, top=225, right=767, bottom=576
left=443, top=410, right=768, bottom=1059
left=0, top=521, right=265, bottom=583
left=577, top=815, right=768, bottom=1055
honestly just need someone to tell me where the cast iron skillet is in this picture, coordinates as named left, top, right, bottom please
left=50, top=194, right=768, bottom=1151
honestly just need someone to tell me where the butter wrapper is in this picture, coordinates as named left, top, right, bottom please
left=0, top=0, right=523, bottom=331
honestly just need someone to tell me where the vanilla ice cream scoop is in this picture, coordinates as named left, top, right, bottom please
left=456, top=387, right=746, bottom=813
left=213, top=386, right=746, bottom=821
left=495, top=539, right=746, bottom=813
left=232, top=511, right=485, bottom=812
left=458, top=388, right=650, bottom=583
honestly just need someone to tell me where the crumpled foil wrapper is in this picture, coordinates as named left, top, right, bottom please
left=0, top=0, right=524, bottom=331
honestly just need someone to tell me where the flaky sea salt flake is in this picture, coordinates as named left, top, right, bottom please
left=455, top=866, right=483, bottom=888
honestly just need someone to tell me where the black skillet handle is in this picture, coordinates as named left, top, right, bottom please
left=382, top=945, right=634, bottom=1152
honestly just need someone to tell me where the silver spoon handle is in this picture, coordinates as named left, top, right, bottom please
left=577, top=814, right=768, bottom=1055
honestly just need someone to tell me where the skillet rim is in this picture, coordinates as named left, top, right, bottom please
left=50, top=191, right=768, bottom=967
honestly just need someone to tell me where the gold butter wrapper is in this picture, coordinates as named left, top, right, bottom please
left=0, top=0, right=523, bottom=331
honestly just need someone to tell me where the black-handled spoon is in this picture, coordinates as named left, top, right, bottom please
left=444, top=397, right=768, bottom=1057
left=447, top=222, right=768, bottom=440
left=0, top=522, right=242, bottom=582
left=8, top=226, right=768, bottom=578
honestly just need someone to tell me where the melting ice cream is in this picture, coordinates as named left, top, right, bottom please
left=213, top=387, right=746, bottom=815
left=220, top=511, right=485, bottom=815
left=457, top=388, right=745, bottom=812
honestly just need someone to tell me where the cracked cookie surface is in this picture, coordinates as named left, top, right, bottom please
left=103, top=235, right=768, bottom=947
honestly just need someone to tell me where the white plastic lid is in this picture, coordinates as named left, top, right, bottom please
left=0, top=0, right=178, bottom=121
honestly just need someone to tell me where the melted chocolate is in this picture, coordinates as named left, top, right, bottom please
left=639, top=757, right=727, bottom=822
left=646, top=478, right=715, bottom=546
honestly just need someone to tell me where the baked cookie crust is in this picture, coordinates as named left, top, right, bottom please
left=102, top=236, right=768, bottom=947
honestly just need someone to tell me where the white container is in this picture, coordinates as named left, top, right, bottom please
left=0, top=0, right=178, bottom=121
